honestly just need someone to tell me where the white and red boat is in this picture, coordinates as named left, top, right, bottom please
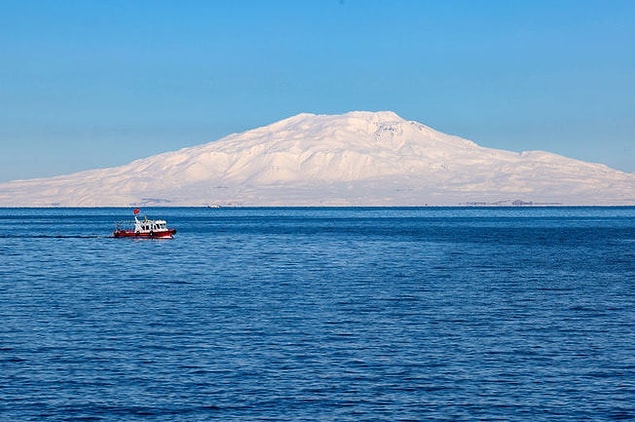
left=113, top=209, right=176, bottom=239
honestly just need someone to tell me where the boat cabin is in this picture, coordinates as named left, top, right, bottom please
left=135, top=216, right=169, bottom=233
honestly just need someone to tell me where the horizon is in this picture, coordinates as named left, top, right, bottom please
left=1, top=0, right=634, bottom=182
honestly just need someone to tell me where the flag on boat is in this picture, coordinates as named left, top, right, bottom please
left=133, top=208, right=140, bottom=215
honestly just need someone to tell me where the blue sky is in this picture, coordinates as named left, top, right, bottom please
left=1, top=0, right=633, bottom=182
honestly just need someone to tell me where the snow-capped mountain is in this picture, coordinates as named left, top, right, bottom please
left=1, top=111, right=634, bottom=206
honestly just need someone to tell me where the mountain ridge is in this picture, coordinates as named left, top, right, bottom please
left=1, top=111, right=634, bottom=206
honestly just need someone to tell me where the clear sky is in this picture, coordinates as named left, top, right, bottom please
left=1, top=0, right=633, bottom=182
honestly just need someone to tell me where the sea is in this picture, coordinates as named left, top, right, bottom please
left=1, top=207, right=633, bottom=421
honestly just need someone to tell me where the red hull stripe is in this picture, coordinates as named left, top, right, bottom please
left=113, top=229, right=176, bottom=238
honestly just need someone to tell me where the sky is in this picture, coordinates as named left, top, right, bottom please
left=1, top=0, right=634, bottom=182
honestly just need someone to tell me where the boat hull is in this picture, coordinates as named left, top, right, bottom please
left=113, top=229, right=176, bottom=239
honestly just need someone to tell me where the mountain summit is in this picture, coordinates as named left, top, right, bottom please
left=1, top=111, right=634, bottom=206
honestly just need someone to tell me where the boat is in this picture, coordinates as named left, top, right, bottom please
left=113, top=209, right=176, bottom=239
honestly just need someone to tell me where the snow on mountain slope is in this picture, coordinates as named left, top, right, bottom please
left=1, top=111, right=634, bottom=206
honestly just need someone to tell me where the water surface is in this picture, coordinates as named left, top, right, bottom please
left=1, top=207, right=634, bottom=420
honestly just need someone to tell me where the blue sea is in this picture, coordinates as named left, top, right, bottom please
left=1, top=207, right=634, bottom=421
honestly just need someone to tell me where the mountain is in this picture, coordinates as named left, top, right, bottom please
left=1, top=111, right=634, bottom=206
